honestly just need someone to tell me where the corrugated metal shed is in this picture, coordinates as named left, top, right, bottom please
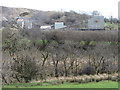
left=54, top=22, right=67, bottom=29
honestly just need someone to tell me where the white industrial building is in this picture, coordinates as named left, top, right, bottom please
left=54, top=22, right=67, bottom=29
left=88, top=16, right=104, bottom=29
left=40, top=22, right=67, bottom=30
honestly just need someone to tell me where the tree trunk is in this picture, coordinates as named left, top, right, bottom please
left=63, top=60, right=68, bottom=77
left=2, top=74, right=8, bottom=84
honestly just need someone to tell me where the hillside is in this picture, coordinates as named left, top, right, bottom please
left=0, top=6, right=90, bottom=29
left=1, top=6, right=119, bottom=30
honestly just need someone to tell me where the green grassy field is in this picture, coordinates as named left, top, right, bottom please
left=104, top=22, right=118, bottom=30
left=3, top=80, right=118, bottom=88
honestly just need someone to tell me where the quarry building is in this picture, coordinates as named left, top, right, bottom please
left=16, top=15, right=104, bottom=30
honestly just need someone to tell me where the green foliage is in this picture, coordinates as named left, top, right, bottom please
left=80, top=41, right=86, bottom=45
left=89, top=41, right=95, bottom=45
left=105, top=22, right=118, bottom=30
left=35, top=40, right=48, bottom=46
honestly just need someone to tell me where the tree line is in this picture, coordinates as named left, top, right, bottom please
left=2, top=28, right=118, bottom=84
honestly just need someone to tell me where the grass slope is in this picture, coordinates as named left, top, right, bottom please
left=3, top=80, right=118, bottom=88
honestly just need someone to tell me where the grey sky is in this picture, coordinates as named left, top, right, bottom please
left=1, top=0, right=119, bottom=18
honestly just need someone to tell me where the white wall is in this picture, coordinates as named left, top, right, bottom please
left=88, top=16, right=104, bottom=29
left=55, top=22, right=66, bottom=29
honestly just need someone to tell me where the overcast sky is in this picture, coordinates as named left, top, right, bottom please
left=1, top=0, right=119, bottom=18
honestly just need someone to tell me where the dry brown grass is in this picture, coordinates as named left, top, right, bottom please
left=31, top=73, right=118, bottom=83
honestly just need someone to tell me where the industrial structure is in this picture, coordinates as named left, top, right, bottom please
left=46, top=16, right=104, bottom=30
left=71, top=16, right=105, bottom=30
left=40, top=22, right=67, bottom=30
left=88, top=16, right=104, bottom=30
left=16, top=15, right=104, bottom=30
left=16, top=16, right=32, bottom=29
left=54, top=22, right=67, bottom=29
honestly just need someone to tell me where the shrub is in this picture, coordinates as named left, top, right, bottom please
left=80, top=65, right=95, bottom=75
